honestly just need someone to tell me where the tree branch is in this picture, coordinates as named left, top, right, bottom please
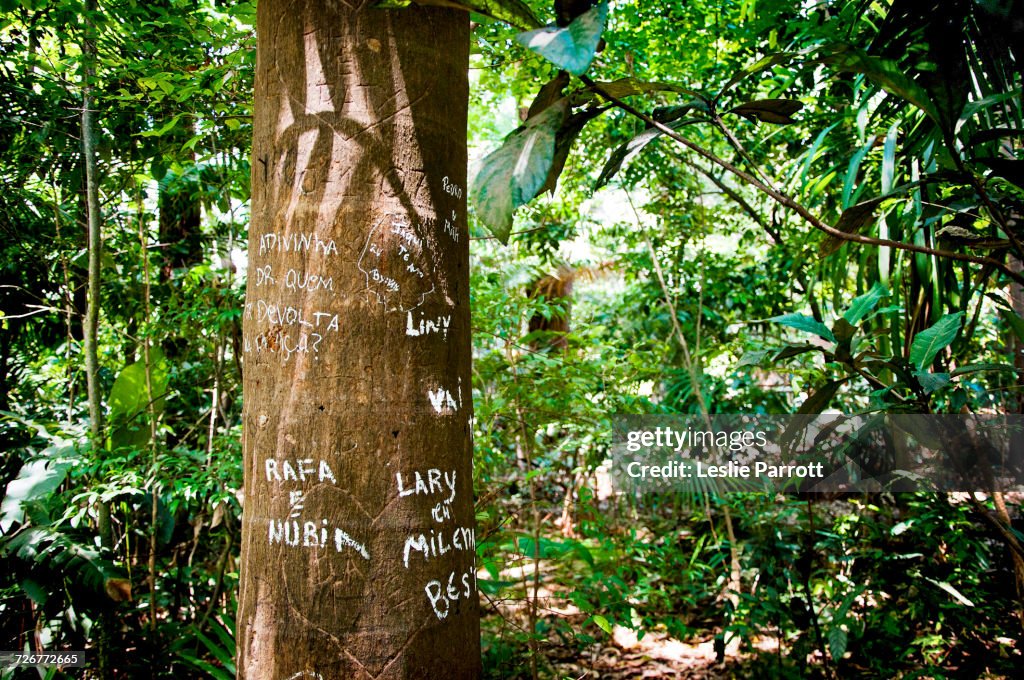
left=581, top=76, right=1024, bottom=286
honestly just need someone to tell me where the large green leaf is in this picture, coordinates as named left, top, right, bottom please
left=4, top=525, right=120, bottom=594
left=881, top=121, right=898, bottom=193
left=951, top=362, right=1020, bottom=377
left=20, top=577, right=48, bottom=605
left=471, top=100, right=567, bottom=243
left=370, top=0, right=543, bottom=30
left=515, top=2, right=607, bottom=75
left=109, top=346, right=169, bottom=420
left=108, top=346, right=170, bottom=450
left=768, top=313, right=836, bottom=343
left=591, top=614, right=613, bottom=634
left=955, top=88, right=1022, bottom=135
left=541, top=106, right=605, bottom=195
left=909, top=312, right=964, bottom=371
left=842, top=282, right=888, bottom=325
left=0, top=454, right=73, bottom=532
left=924, top=576, right=975, bottom=607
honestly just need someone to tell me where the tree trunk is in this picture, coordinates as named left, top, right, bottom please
left=80, top=1, right=114, bottom=676
left=237, top=2, right=479, bottom=678
left=81, top=0, right=106, bottom=547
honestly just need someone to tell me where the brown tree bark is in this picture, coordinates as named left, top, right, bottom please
left=237, top=1, right=479, bottom=678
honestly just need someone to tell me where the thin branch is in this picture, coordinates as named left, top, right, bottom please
left=624, top=189, right=712, bottom=424
left=680, top=153, right=782, bottom=243
left=470, top=224, right=558, bottom=241
left=712, top=112, right=777, bottom=190
left=581, top=75, right=1024, bottom=286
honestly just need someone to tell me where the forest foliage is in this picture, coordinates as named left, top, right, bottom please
left=1, top=0, right=1024, bottom=677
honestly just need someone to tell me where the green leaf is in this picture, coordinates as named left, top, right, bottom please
left=196, top=630, right=236, bottom=675
left=842, top=135, right=876, bottom=209
left=768, top=313, right=836, bottom=343
left=829, top=626, right=848, bottom=661
left=914, top=370, right=950, bottom=394
left=799, top=122, right=839, bottom=190
left=842, top=282, right=888, bottom=325
left=515, top=2, right=608, bottom=76
left=591, top=614, right=613, bottom=634
left=594, top=106, right=703, bottom=189
left=1002, top=309, right=1024, bottom=344
left=951, top=362, right=1019, bottom=377
left=736, top=349, right=768, bottom=368
left=147, top=493, right=175, bottom=547
left=729, top=98, right=803, bottom=124
left=595, top=127, right=661, bottom=190
left=797, top=379, right=845, bottom=414
left=716, top=51, right=801, bottom=100
left=20, top=578, right=48, bottom=605
left=109, top=347, right=169, bottom=421
left=881, top=121, right=898, bottom=194
left=956, top=87, right=1022, bottom=135
left=370, top=0, right=543, bottom=30
left=108, top=347, right=170, bottom=450
left=471, top=101, right=566, bottom=242
left=540, top=106, right=605, bottom=195
left=909, top=312, right=963, bottom=371
left=139, top=114, right=183, bottom=138
left=924, top=577, right=975, bottom=607
left=0, top=456, right=72, bottom=532
left=151, top=157, right=168, bottom=182
left=175, top=652, right=234, bottom=680
left=820, top=46, right=941, bottom=125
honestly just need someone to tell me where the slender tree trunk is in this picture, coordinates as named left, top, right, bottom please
left=80, top=1, right=113, bottom=676
left=81, top=0, right=107, bottom=548
left=237, top=2, right=479, bottom=678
